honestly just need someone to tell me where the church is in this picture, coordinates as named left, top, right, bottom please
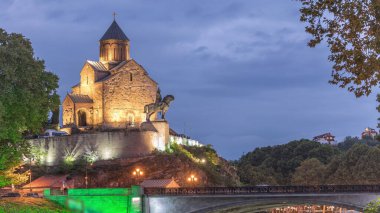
left=62, top=19, right=159, bottom=129
left=28, top=19, right=202, bottom=166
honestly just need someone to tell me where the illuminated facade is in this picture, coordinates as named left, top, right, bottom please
left=361, top=127, right=378, bottom=139
left=62, top=20, right=158, bottom=129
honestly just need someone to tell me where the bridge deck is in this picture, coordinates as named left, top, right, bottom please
left=144, top=185, right=380, bottom=195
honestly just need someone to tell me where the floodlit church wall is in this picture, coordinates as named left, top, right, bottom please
left=62, top=97, right=75, bottom=126
left=92, top=83, right=104, bottom=126
left=79, top=65, right=96, bottom=97
left=102, top=62, right=157, bottom=128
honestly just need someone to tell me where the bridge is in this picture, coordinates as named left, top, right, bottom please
left=44, top=185, right=380, bottom=213
left=143, top=185, right=380, bottom=213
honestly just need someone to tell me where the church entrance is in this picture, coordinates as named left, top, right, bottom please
left=77, top=110, right=87, bottom=126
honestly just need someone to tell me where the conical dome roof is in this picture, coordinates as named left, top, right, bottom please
left=100, top=20, right=129, bottom=41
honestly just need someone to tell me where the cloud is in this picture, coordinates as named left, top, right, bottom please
left=174, top=17, right=307, bottom=62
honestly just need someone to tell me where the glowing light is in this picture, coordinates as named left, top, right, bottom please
left=133, top=168, right=143, bottom=177
left=187, top=174, right=198, bottom=182
left=103, top=149, right=113, bottom=160
left=132, top=197, right=140, bottom=203
left=112, top=112, right=121, bottom=122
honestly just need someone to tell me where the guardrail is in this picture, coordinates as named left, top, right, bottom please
left=144, top=185, right=380, bottom=195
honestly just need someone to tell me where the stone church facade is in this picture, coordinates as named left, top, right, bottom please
left=28, top=20, right=203, bottom=166
left=62, top=20, right=158, bottom=129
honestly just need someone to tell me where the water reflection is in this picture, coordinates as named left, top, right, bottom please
left=268, top=205, right=360, bottom=213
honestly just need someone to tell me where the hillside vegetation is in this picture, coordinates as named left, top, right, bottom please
left=32, top=144, right=240, bottom=188
left=236, top=137, right=380, bottom=185
left=0, top=198, right=69, bottom=213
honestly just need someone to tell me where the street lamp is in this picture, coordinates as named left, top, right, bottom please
left=133, top=168, right=144, bottom=185
left=187, top=174, right=198, bottom=187
left=27, top=170, right=32, bottom=192
left=85, top=163, right=93, bottom=188
left=133, top=168, right=143, bottom=178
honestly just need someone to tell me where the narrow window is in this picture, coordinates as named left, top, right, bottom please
left=130, top=73, right=133, bottom=81
left=87, top=76, right=89, bottom=85
left=114, top=48, right=116, bottom=60
left=119, top=47, right=122, bottom=60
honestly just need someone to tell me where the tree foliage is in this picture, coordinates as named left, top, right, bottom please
left=237, top=137, right=380, bottom=185
left=237, top=139, right=339, bottom=185
left=291, top=158, right=326, bottom=185
left=0, top=28, right=59, bottom=187
left=296, top=0, right=380, bottom=97
left=365, top=198, right=380, bottom=213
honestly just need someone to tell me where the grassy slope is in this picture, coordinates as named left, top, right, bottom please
left=0, top=198, right=69, bottom=213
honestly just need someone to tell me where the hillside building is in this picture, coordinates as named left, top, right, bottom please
left=62, top=20, right=158, bottom=130
left=312, top=133, right=335, bottom=145
left=361, top=127, right=378, bottom=139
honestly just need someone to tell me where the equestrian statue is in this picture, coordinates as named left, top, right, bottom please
left=144, top=89, right=175, bottom=121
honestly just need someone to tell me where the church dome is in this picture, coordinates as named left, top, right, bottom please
left=99, top=20, right=130, bottom=68
left=100, top=20, right=129, bottom=41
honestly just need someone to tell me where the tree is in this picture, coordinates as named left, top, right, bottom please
left=0, top=28, right=59, bottom=187
left=365, top=198, right=380, bottom=213
left=296, top=0, right=380, bottom=97
left=291, top=158, right=326, bottom=185
left=237, top=140, right=339, bottom=185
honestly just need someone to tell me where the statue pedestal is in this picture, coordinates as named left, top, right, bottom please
left=141, top=120, right=169, bottom=151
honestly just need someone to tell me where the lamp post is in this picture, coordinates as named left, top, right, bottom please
left=28, top=156, right=33, bottom=192
left=133, top=168, right=143, bottom=184
left=187, top=174, right=198, bottom=187
left=28, top=170, right=32, bottom=192
left=85, top=162, right=93, bottom=188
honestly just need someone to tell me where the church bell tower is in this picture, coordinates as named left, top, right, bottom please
left=99, top=19, right=130, bottom=69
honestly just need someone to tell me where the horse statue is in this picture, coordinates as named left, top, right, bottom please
left=144, top=95, right=175, bottom=121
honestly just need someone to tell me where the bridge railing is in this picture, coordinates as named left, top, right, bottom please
left=144, top=185, right=380, bottom=195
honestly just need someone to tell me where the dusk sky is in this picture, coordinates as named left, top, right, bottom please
left=1, top=0, right=378, bottom=159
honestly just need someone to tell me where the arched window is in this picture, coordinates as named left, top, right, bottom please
left=105, top=46, right=108, bottom=61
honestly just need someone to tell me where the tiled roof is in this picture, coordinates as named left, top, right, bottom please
left=313, top=133, right=335, bottom=141
left=141, top=179, right=179, bottom=188
left=22, top=175, right=73, bottom=189
left=87, top=60, right=108, bottom=72
left=68, top=94, right=93, bottom=103
left=100, top=20, right=129, bottom=41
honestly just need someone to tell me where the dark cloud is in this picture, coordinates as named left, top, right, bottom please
left=1, top=0, right=377, bottom=159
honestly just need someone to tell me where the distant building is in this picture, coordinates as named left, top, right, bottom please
left=362, top=127, right=378, bottom=139
left=313, top=133, right=335, bottom=145
left=140, top=178, right=180, bottom=188
left=169, top=129, right=202, bottom=147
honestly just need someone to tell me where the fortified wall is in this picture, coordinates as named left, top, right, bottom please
left=29, top=121, right=168, bottom=166
left=29, top=121, right=202, bottom=166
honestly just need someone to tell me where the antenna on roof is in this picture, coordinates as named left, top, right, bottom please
left=113, top=12, right=117, bottom=21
